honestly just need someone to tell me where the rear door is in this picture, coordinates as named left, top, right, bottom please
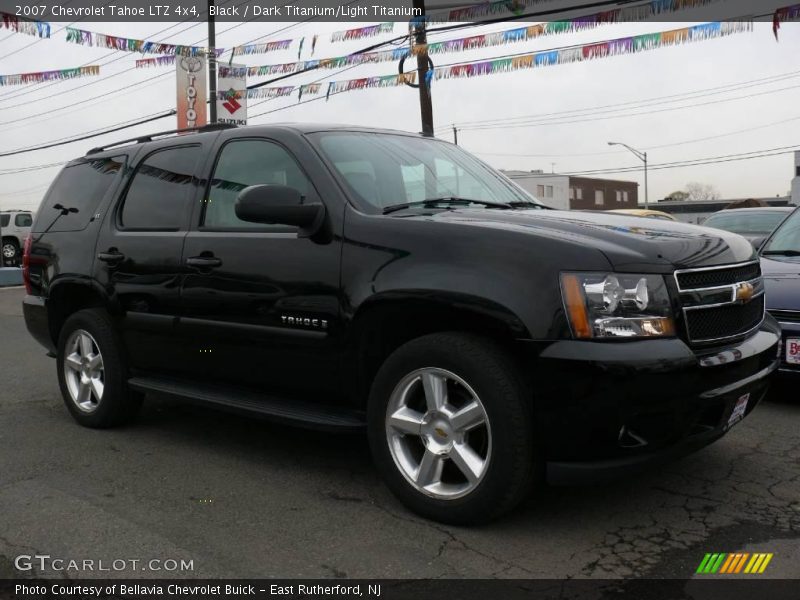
left=94, top=141, right=209, bottom=375
left=178, top=134, right=343, bottom=399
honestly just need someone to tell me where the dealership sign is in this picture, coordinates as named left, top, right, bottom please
left=217, top=64, right=247, bottom=126
left=176, top=55, right=206, bottom=129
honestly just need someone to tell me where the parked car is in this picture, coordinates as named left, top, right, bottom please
left=608, top=209, right=676, bottom=221
left=1, top=209, right=34, bottom=266
left=22, top=124, right=780, bottom=524
left=760, top=205, right=800, bottom=376
left=702, top=207, right=793, bottom=248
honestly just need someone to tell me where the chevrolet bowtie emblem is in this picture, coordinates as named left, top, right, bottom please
left=434, top=427, right=448, bottom=438
left=734, top=282, right=755, bottom=303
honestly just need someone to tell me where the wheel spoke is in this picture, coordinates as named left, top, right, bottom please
left=421, top=372, right=447, bottom=412
left=88, top=353, right=102, bottom=370
left=449, top=441, right=485, bottom=484
left=65, top=353, right=83, bottom=372
left=415, top=449, right=444, bottom=487
left=78, top=333, right=93, bottom=358
left=77, top=381, right=93, bottom=406
left=450, top=401, right=485, bottom=433
left=90, top=377, right=104, bottom=400
left=388, top=406, right=424, bottom=436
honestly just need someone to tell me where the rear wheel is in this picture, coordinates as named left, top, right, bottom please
left=368, top=332, right=536, bottom=524
left=57, top=309, right=141, bottom=428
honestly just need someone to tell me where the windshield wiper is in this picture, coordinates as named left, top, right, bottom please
left=382, top=197, right=512, bottom=215
left=762, top=249, right=800, bottom=256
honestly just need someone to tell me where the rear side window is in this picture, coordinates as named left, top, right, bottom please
left=32, top=156, right=126, bottom=233
left=0, top=215, right=8, bottom=227
left=120, top=145, right=201, bottom=230
left=15, top=214, right=32, bottom=227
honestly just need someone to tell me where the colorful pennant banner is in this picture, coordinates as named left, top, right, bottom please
left=253, top=21, right=750, bottom=100
left=330, top=22, right=394, bottom=42
left=135, top=55, right=177, bottom=68
left=232, top=39, right=293, bottom=56
left=416, top=0, right=727, bottom=55
left=65, top=27, right=216, bottom=56
left=773, top=3, right=800, bottom=39
left=1, top=11, right=51, bottom=38
left=0, top=65, right=99, bottom=87
left=429, top=0, right=546, bottom=23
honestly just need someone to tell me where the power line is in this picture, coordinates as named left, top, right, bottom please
left=555, top=144, right=800, bottom=176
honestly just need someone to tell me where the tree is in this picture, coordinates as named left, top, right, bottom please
left=684, top=182, right=720, bottom=201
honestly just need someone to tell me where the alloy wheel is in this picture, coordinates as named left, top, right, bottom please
left=385, top=367, right=492, bottom=499
left=63, top=329, right=105, bottom=413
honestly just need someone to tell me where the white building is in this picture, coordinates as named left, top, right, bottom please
left=792, top=151, right=800, bottom=206
left=501, top=171, right=570, bottom=210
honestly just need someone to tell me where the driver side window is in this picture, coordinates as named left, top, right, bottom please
left=203, top=139, right=311, bottom=230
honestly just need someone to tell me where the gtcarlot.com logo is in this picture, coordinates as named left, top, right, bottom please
left=14, top=554, right=194, bottom=573
left=696, top=552, right=773, bottom=574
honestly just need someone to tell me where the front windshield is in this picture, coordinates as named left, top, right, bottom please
left=311, top=131, right=540, bottom=212
left=703, top=211, right=788, bottom=235
left=762, top=207, right=800, bottom=253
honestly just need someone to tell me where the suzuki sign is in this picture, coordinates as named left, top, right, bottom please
left=217, top=64, right=247, bottom=126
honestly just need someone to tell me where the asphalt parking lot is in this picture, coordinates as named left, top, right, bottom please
left=0, top=286, right=798, bottom=581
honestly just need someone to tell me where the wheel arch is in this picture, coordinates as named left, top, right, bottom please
left=344, top=292, right=530, bottom=407
left=47, top=278, right=113, bottom=345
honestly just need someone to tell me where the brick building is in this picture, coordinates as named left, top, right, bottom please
left=502, top=170, right=639, bottom=210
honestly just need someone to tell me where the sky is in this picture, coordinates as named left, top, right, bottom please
left=1, top=0, right=800, bottom=212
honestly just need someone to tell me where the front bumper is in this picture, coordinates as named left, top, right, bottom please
left=523, top=316, right=780, bottom=484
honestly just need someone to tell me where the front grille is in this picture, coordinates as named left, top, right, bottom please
left=769, top=309, right=800, bottom=323
left=686, top=295, right=765, bottom=342
left=676, top=262, right=760, bottom=289
left=676, top=261, right=765, bottom=344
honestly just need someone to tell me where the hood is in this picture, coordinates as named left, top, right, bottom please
left=419, top=208, right=756, bottom=272
left=760, top=255, right=800, bottom=311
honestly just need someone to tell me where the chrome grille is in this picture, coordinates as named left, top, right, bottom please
left=675, top=261, right=765, bottom=344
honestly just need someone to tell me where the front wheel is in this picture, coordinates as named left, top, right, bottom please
left=57, top=309, right=142, bottom=428
left=367, top=332, right=536, bottom=524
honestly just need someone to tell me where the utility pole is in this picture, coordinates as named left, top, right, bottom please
left=208, top=0, right=217, bottom=125
left=412, top=0, right=434, bottom=137
left=452, top=125, right=458, bottom=145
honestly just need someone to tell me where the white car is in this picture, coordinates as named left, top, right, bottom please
left=1, top=210, right=34, bottom=265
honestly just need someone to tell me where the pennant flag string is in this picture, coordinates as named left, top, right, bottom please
left=231, top=39, right=293, bottom=56
left=1, top=11, right=51, bottom=38
left=250, top=21, right=751, bottom=100
left=415, top=0, right=727, bottom=55
left=330, top=22, right=394, bottom=42
left=161, top=0, right=733, bottom=78
left=65, top=27, right=221, bottom=56
left=773, top=3, right=800, bottom=39
left=0, top=65, right=100, bottom=87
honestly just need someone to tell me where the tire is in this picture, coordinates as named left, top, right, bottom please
left=2, top=239, right=19, bottom=265
left=56, top=309, right=142, bottom=428
left=367, top=332, right=536, bottom=525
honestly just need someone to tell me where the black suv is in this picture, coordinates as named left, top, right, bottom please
left=23, top=124, right=780, bottom=524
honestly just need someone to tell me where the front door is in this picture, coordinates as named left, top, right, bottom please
left=178, top=136, right=342, bottom=400
left=94, top=142, right=207, bottom=375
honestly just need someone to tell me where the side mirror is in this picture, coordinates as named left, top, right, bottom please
left=235, top=184, right=326, bottom=237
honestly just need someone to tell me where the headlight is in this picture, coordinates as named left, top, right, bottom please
left=560, top=273, right=675, bottom=339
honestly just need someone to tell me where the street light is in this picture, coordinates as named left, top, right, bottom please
left=608, top=141, right=648, bottom=209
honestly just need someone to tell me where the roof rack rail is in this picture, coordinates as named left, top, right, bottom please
left=86, top=123, right=237, bottom=155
